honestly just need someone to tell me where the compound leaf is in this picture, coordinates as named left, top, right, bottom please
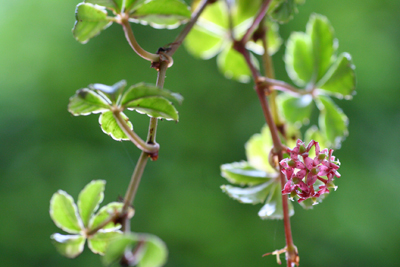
left=317, top=52, right=356, bottom=98
left=78, top=180, right=106, bottom=228
left=50, top=190, right=83, bottom=234
left=51, top=234, right=86, bottom=258
left=316, top=95, right=348, bottom=148
left=73, top=3, right=113, bottom=43
left=68, top=88, right=111, bottom=116
left=258, top=182, right=294, bottom=219
left=221, top=180, right=275, bottom=205
left=129, top=0, right=191, bottom=29
left=88, top=230, right=123, bottom=255
left=99, top=111, right=132, bottom=141
left=221, top=162, right=274, bottom=186
left=278, top=94, right=313, bottom=125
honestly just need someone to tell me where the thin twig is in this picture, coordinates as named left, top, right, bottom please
left=240, top=0, right=272, bottom=44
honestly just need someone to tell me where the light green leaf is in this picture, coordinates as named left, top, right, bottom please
left=129, top=0, right=191, bottom=29
left=221, top=180, right=275, bottom=204
left=73, top=3, right=113, bottom=43
left=68, top=88, right=111, bottom=116
left=90, top=80, right=127, bottom=104
left=126, top=97, right=179, bottom=121
left=317, top=52, right=356, bottom=98
left=139, top=234, right=168, bottom=267
left=50, top=190, right=83, bottom=234
left=221, top=162, right=275, bottom=186
left=278, top=94, right=314, bottom=125
left=217, top=46, right=257, bottom=83
left=88, top=230, right=123, bottom=255
left=316, top=95, right=348, bottom=148
left=194, top=0, right=228, bottom=29
left=258, top=182, right=294, bottom=219
left=51, top=234, right=86, bottom=258
left=245, top=125, right=276, bottom=174
left=89, top=202, right=124, bottom=231
left=120, top=83, right=183, bottom=106
left=85, top=0, right=123, bottom=12
left=234, top=0, right=263, bottom=26
left=103, top=233, right=168, bottom=267
left=99, top=111, right=132, bottom=141
left=184, top=25, right=224, bottom=59
left=307, top=13, right=336, bottom=83
left=285, top=32, right=313, bottom=87
left=78, top=180, right=106, bottom=228
left=268, top=0, right=297, bottom=23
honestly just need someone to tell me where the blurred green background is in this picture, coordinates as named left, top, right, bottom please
left=1, top=0, right=399, bottom=266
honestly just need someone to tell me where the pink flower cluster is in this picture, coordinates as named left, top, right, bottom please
left=280, top=140, right=341, bottom=204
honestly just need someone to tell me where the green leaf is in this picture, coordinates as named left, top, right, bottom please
left=217, top=46, right=257, bottom=83
left=317, top=52, right=356, bottom=98
left=245, top=125, right=276, bottom=174
left=50, top=190, right=83, bottom=234
left=85, top=0, right=123, bottom=12
left=129, top=0, right=191, bottom=29
left=78, top=180, right=106, bottom=228
left=316, top=95, right=348, bottom=148
left=73, top=3, right=113, bottom=44
left=139, top=234, right=168, bottom=267
left=307, top=13, right=336, bottom=83
left=234, top=0, right=263, bottom=26
left=51, top=234, right=85, bottom=258
left=99, top=111, right=132, bottom=141
left=120, top=83, right=183, bottom=106
left=258, top=182, right=294, bottom=219
left=68, top=88, right=111, bottom=116
left=194, top=0, right=228, bottom=29
left=304, top=126, right=328, bottom=157
left=183, top=25, right=224, bottom=59
left=89, top=202, right=124, bottom=231
left=278, top=94, right=313, bottom=125
left=268, top=0, right=297, bottom=23
left=221, top=162, right=275, bottom=186
left=284, top=32, right=313, bottom=87
left=126, top=97, right=179, bottom=121
left=103, top=233, right=168, bottom=267
left=221, top=180, right=275, bottom=204
left=90, top=80, right=127, bottom=104
left=88, top=230, right=123, bottom=255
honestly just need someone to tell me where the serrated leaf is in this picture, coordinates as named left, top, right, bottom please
left=126, top=97, right=179, bottom=121
left=51, top=234, right=85, bottom=258
left=73, top=3, right=113, bottom=44
left=317, top=52, right=356, bottom=98
left=307, top=13, right=336, bottom=83
left=85, top=0, right=123, bottom=12
left=316, top=95, right=348, bottom=148
left=78, top=180, right=106, bottom=228
left=217, top=46, right=257, bottom=83
left=88, top=230, right=123, bottom=255
left=247, top=20, right=282, bottom=56
left=284, top=32, right=313, bottom=87
left=99, top=111, right=132, bottom=141
left=221, top=162, right=275, bottom=186
left=90, top=80, right=127, bottom=104
left=245, top=125, right=276, bottom=174
left=103, top=233, right=168, bottom=267
left=50, top=190, right=83, bottom=234
left=278, top=94, right=313, bottom=125
left=184, top=25, right=224, bottom=59
left=258, top=182, right=294, bottom=219
left=68, top=88, right=111, bottom=116
left=89, top=202, right=124, bottom=231
left=129, top=0, right=191, bottom=29
left=120, top=83, right=183, bottom=106
left=268, top=0, right=297, bottom=23
left=221, top=180, right=275, bottom=204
